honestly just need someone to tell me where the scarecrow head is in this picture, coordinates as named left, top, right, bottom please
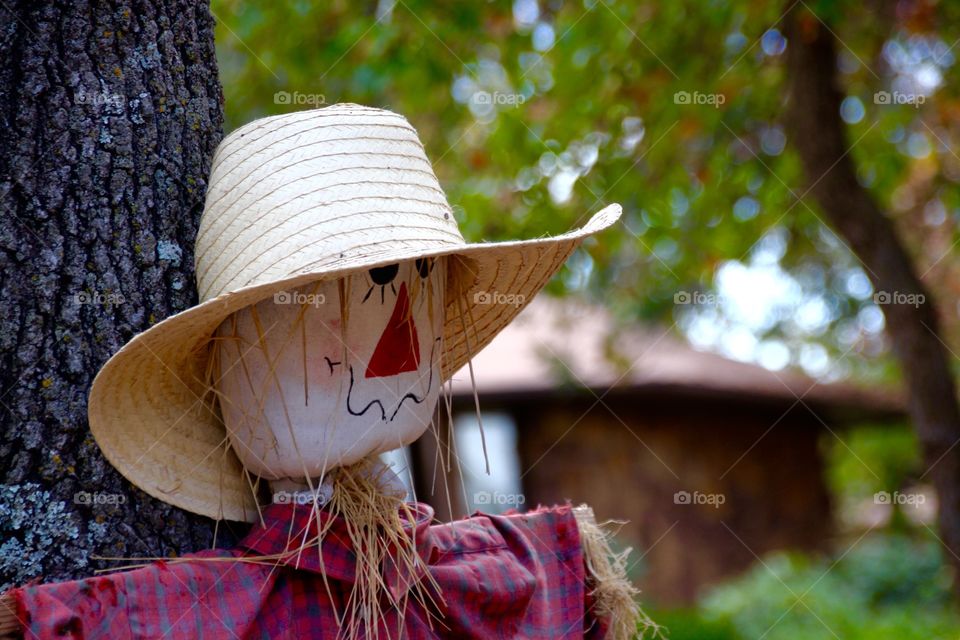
left=85, top=104, right=622, bottom=521
left=214, top=257, right=446, bottom=482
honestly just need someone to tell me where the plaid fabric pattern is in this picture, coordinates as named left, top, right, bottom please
left=12, top=503, right=600, bottom=639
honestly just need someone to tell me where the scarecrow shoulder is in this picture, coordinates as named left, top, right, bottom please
left=3, top=549, right=270, bottom=639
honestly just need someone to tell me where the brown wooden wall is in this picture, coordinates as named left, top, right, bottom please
left=423, top=391, right=833, bottom=606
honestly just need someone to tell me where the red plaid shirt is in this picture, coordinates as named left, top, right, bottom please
left=12, top=503, right=603, bottom=638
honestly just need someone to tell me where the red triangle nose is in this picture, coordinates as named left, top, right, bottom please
left=365, top=282, right=421, bottom=379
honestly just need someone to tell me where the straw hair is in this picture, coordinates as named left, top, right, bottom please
left=574, top=505, right=658, bottom=639
left=323, top=460, right=443, bottom=638
left=87, top=103, right=622, bottom=521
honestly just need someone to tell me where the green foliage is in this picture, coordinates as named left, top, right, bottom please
left=824, top=422, right=922, bottom=512
left=211, top=0, right=960, bottom=381
left=641, top=608, right=736, bottom=640
left=698, top=533, right=959, bottom=640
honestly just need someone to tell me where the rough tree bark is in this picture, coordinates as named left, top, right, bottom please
left=0, top=0, right=228, bottom=590
left=783, top=8, right=960, bottom=593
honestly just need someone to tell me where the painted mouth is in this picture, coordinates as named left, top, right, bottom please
left=346, top=337, right=440, bottom=422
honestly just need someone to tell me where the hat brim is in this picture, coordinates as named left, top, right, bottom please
left=88, top=204, right=622, bottom=521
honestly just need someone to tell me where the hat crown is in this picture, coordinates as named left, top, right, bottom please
left=195, top=104, right=465, bottom=301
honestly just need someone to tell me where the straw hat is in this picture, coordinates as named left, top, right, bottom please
left=88, top=103, right=621, bottom=521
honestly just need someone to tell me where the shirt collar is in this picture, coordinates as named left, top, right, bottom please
left=238, top=501, right=436, bottom=593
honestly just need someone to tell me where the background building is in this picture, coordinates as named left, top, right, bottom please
left=409, top=297, right=904, bottom=605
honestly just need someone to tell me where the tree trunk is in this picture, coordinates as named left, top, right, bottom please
left=0, top=0, right=227, bottom=589
left=783, top=8, right=960, bottom=594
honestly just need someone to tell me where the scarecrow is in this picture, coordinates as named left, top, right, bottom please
left=0, top=104, right=648, bottom=639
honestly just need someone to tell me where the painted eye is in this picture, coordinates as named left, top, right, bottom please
left=369, top=264, right=399, bottom=285
left=362, top=264, right=400, bottom=304
left=415, top=258, right=433, bottom=279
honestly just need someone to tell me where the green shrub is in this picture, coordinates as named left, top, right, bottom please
left=641, top=608, right=736, bottom=640
left=695, top=533, right=959, bottom=640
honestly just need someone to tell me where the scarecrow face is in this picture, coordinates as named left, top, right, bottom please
left=215, top=258, right=445, bottom=480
